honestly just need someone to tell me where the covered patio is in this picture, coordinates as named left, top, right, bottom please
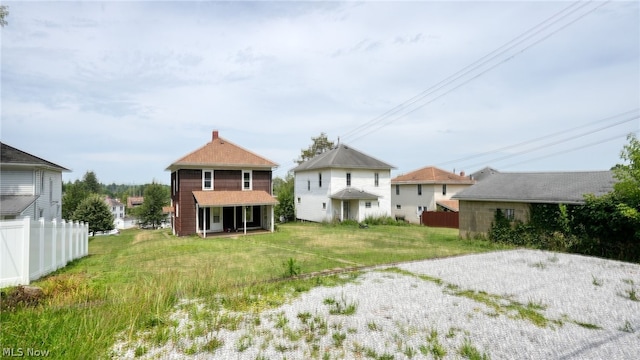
left=192, top=190, right=278, bottom=238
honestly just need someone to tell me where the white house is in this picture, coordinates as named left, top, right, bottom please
left=391, top=166, right=475, bottom=224
left=0, top=142, right=69, bottom=221
left=292, top=144, right=395, bottom=223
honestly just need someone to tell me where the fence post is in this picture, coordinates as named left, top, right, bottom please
left=39, top=217, right=45, bottom=279
left=20, top=217, right=31, bottom=285
left=51, top=218, right=57, bottom=272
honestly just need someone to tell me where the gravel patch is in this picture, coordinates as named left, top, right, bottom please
left=113, top=249, right=640, bottom=359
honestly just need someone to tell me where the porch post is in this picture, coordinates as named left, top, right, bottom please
left=196, top=203, right=200, bottom=237
left=243, top=206, right=247, bottom=235
left=340, top=200, right=344, bottom=221
left=270, top=205, right=274, bottom=232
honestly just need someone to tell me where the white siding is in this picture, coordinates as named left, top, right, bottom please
left=0, top=170, right=34, bottom=195
left=33, top=170, right=63, bottom=222
left=295, top=168, right=392, bottom=223
left=391, top=183, right=473, bottom=224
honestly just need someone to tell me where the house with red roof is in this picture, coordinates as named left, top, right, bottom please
left=165, top=130, right=278, bottom=237
left=391, top=166, right=475, bottom=224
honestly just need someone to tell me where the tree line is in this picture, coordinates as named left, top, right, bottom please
left=62, top=171, right=170, bottom=234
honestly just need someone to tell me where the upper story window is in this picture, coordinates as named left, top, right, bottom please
left=374, top=173, right=379, bottom=187
left=442, top=184, right=447, bottom=195
left=346, top=172, right=351, bottom=187
left=418, top=184, right=422, bottom=196
left=243, top=170, right=252, bottom=190
left=307, top=180, right=310, bottom=191
left=395, top=184, right=400, bottom=195
left=202, top=170, right=213, bottom=190
left=319, top=173, right=322, bottom=188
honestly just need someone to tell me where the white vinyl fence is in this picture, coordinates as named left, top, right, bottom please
left=0, top=217, right=89, bottom=287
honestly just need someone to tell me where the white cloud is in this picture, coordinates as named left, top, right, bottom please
left=1, top=1, right=638, bottom=184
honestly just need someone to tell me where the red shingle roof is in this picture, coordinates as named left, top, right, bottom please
left=392, top=166, right=475, bottom=184
left=166, top=132, right=278, bottom=171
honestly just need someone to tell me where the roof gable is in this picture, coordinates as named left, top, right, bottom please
left=392, top=166, right=475, bottom=184
left=292, top=144, right=394, bottom=172
left=452, top=171, right=616, bottom=204
left=166, top=131, right=278, bottom=171
left=0, top=142, right=69, bottom=172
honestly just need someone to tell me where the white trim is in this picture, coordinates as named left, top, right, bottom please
left=242, top=170, right=252, bottom=191
left=202, top=170, right=213, bottom=190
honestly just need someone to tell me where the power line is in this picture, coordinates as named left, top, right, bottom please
left=340, top=1, right=610, bottom=145
left=500, top=130, right=639, bottom=169
left=436, top=109, right=639, bottom=167
left=457, top=114, right=638, bottom=170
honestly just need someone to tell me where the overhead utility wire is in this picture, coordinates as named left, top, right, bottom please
left=457, top=114, right=639, bottom=170
left=500, top=130, right=639, bottom=169
left=436, top=108, right=639, bottom=167
left=338, top=0, right=587, bottom=141
left=340, top=1, right=609, bottom=145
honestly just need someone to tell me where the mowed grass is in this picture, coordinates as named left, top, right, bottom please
left=0, top=222, right=506, bottom=359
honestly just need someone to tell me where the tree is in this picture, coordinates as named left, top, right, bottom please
left=62, top=180, right=89, bottom=220
left=0, top=5, right=8, bottom=27
left=612, top=133, right=640, bottom=208
left=274, top=173, right=295, bottom=221
left=82, top=171, right=102, bottom=194
left=295, top=132, right=335, bottom=164
left=136, top=182, right=169, bottom=228
left=72, top=194, right=114, bottom=235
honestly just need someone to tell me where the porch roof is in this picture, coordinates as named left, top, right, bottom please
left=0, top=195, right=39, bottom=216
left=436, top=200, right=459, bottom=212
left=192, top=190, right=278, bottom=207
left=330, top=188, right=380, bottom=200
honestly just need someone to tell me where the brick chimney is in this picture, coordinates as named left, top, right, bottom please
left=212, top=130, right=219, bottom=141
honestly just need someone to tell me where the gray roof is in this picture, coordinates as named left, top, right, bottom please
left=292, top=144, right=395, bottom=172
left=0, top=195, right=39, bottom=216
left=0, top=142, right=69, bottom=171
left=470, top=166, right=500, bottom=181
left=330, top=188, right=380, bottom=200
left=452, top=171, right=616, bottom=204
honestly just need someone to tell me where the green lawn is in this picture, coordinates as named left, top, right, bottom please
left=0, top=222, right=506, bottom=359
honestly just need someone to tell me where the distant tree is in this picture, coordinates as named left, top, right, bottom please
left=295, top=132, right=335, bottom=164
left=136, top=182, right=169, bottom=228
left=274, top=173, right=295, bottom=221
left=0, top=5, right=8, bottom=27
left=82, top=171, right=102, bottom=194
left=72, top=194, right=114, bottom=235
left=62, top=180, right=89, bottom=220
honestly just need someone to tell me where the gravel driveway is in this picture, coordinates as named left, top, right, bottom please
left=114, top=250, right=640, bottom=359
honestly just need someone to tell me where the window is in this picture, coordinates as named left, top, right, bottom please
left=374, top=173, right=379, bottom=187
left=203, top=170, right=213, bottom=190
left=307, top=180, right=310, bottom=191
left=176, top=203, right=179, bottom=217
left=442, top=184, right=447, bottom=195
left=346, top=172, right=351, bottom=186
left=319, top=173, right=322, bottom=188
left=365, top=201, right=372, bottom=208
left=297, top=197, right=301, bottom=204
left=396, top=204, right=402, bottom=210
left=395, top=184, right=400, bottom=195
left=322, top=202, right=326, bottom=209
left=417, top=184, right=422, bottom=196
left=243, top=171, right=252, bottom=190
left=212, top=207, right=221, bottom=223
left=503, top=209, right=515, bottom=221
left=49, top=178, right=53, bottom=203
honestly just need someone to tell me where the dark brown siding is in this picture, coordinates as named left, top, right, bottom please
left=176, top=169, right=201, bottom=236
left=214, top=170, right=241, bottom=191
left=253, top=170, right=272, bottom=193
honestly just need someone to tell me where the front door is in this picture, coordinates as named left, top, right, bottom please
left=198, top=207, right=210, bottom=231
left=343, top=201, right=350, bottom=221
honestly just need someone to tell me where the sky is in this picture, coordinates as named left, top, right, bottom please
left=1, top=1, right=639, bottom=185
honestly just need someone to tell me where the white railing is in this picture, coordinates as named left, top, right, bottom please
left=0, top=217, right=89, bottom=287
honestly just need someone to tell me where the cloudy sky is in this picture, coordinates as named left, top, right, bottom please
left=1, top=1, right=638, bottom=185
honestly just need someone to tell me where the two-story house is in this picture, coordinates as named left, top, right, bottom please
left=105, top=196, right=126, bottom=229
left=292, top=143, right=395, bottom=223
left=166, top=131, right=279, bottom=237
left=391, top=166, right=475, bottom=224
left=0, top=142, right=69, bottom=221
